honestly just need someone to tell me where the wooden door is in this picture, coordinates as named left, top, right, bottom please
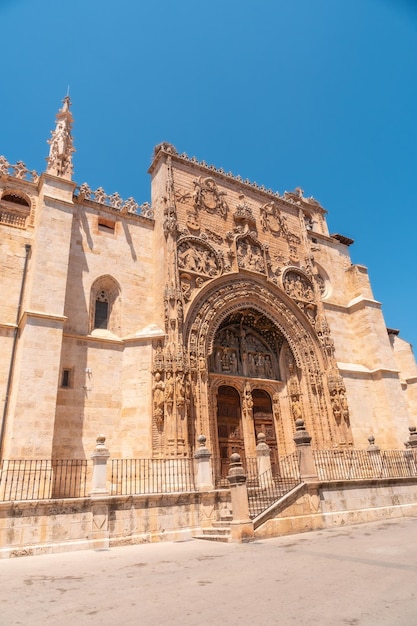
left=252, top=389, right=279, bottom=474
left=217, top=385, right=244, bottom=477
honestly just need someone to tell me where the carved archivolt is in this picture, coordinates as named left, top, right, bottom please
left=177, top=237, right=222, bottom=278
left=185, top=278, right=325, bottom=395
left=193, top=176, right=228, bottom=218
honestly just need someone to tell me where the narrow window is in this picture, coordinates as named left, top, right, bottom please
left=94, top=290, right=109, bottom=329
left=61, top=368, right=71, bottom=388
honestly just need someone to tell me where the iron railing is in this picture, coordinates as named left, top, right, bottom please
left=110, top=458, right=196, bottom=495
left=0, top=459, right=89, bottom=501
left=313, top=449, right=417, bottom=481
left=247, top=452, right=301, bottom=519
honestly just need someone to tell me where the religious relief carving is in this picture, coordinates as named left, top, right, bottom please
left=282, top=270, right=317, bottom=325
left=177, top=239, right=222, bottom=277
left=236, top=236, right=266, bottom=274
left=260, top=201, right=288, bottom=236
left=152, top=372, right=165, bottom=429
left=210, top=323, right=279, bottom=380
left=328, top=373, right=350, bottom=424
left=163, top=202, right=178, bottom=238
left=316, top=318, right=335, bottom=357
left=193, top=176, right=228, bottom=218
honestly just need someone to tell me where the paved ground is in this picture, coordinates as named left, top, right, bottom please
left=0, top=517, right=416, bottom=625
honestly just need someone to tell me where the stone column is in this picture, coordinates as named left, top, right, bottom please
left=366, top=435, right=383, bottom=476
left=405, top=426, right=417, bottom=474
left=90, top=435, right=110, bottom=495
left=256, top=433, right=272, bottom=478
left=90, top=435, right=110, bottom=550
left=293, top=419, right=318, bottom=482
left=194, top=434, right=214, bottom=490
left=227, top=453, right=254, bottom=542
left=406, top=425, right=417, bottom=448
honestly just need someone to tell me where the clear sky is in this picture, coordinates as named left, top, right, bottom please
left=1, top=0, right=416, bottom=350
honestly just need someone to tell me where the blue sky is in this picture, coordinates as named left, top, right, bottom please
left=1, top=0, right=416, bottom=350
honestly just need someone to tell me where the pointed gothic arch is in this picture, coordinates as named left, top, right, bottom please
left=184, top=275, right=338, bottom=463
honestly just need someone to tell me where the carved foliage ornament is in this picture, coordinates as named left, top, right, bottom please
left=193, top=176, right=228, bottom=218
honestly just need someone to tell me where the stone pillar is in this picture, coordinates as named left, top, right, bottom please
left=194, top=434, right=214, bottom=490
left=90, top=435, right=110, bottom=550
left=227, top=453, right=254, bottom=543
left=405, top=426, right=417, bottom=474
left=406, top=426, right=417, bottom=448
left=293, top=419, right=318, bottom=482
left=256, top=433, right=272, bottom=478
left=90, top=435, right=110, bottom=495
left=366, top=435, right=383, bottom=476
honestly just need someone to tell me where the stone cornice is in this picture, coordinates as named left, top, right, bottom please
left=337, top=362, right=400, bottom=377
left=323, top=296, right=382, bottom=314
left=148, top=143, right=327, bottom=214
left=21, top=310, right=67, bottom=324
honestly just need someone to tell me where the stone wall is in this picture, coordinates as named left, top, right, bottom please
left=254, top=478, right=417, bottom=539
left=0, top=490, right=229, bottom=559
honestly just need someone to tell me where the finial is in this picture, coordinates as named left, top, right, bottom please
left=46, top=95, right=75, bottom=180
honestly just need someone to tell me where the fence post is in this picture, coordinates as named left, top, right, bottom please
left=227, top=453, right=254, bottom=542
left=90, top=435, right=110, bottom=495
left=293, top=419, right=318, bottom=482
left=194, top=435, right=214, bottom=490
left=256, top=433, right=272, bottom=479
left=406, top=426, right=417, bottom=448
left=367, top=435, right=383, bottom=476
left=90, top=435, right=110, bottom=550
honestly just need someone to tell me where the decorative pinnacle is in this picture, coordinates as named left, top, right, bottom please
left=46, top=96, right=75, bottom=180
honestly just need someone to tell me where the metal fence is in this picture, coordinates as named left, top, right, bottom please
left=110, top=458, right=197, bottom=495
left=313, top=449, right=417, bottom=481
left=247, top=452, right=301, bottom=519
left=0, top=459, right=89, bottom=501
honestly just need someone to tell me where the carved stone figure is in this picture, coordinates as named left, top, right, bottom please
left=153, top=373, right=165, bottom=425
left=164, top=371, right=174, bottom=406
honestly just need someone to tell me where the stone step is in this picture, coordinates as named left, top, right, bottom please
left=193, top=533, right=231, bottom=543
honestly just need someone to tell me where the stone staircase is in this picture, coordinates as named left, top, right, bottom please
left=193, top=516, right=232, bottom=543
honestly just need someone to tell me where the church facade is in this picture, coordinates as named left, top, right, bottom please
left=1, top=98, right=416, bottom=475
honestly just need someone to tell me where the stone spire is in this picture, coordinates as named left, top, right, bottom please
left=46, top=96, right=75, bottom=179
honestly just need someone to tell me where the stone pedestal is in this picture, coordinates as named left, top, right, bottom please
left=90, top=435, right=110, bottom=549
left=227, top=453, right=254, bottom=543
left=256, top=433, right=273, bottom=487
left=293, top=419, right=318, bottom=482
left=90, top=435, right=110, bottom=495
left=194, top=435, right=214, bottom=490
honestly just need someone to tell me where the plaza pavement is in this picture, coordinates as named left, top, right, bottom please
left=0, top=516, right=416, bottom=625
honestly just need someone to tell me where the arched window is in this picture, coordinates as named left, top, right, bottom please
left=0, top=191, right=31, bottom=229
left=94, top=290, right=109, bottom=329
left=90, top=276, right=121, bottom=335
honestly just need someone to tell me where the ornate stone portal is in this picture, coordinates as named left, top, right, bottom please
left=1, top=113, right=414, bottom=466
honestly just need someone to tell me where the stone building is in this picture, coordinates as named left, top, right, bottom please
left=1, top=97, right=416, bottom=476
